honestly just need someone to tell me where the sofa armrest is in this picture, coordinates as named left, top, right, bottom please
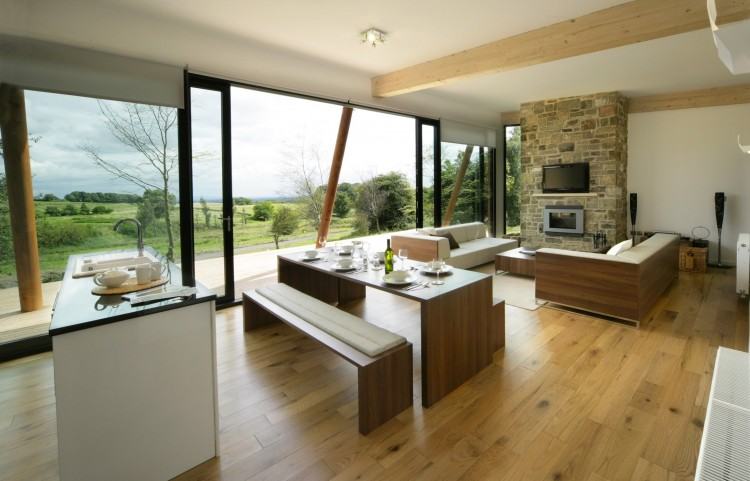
left=391, top=234, right=450, bottom=262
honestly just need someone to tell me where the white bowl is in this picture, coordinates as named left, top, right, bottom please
left=339, top=245, right=354, bottom=254
left=337, top=258, right=354, bottom=269
left=389, top=270, right=409, bottom=282
left=304, top=250, right=319, bottom=259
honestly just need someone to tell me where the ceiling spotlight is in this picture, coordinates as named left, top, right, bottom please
left=361, top=28, right=386, bottom=47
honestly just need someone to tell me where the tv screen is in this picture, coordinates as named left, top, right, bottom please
left=542, top=163, right=589, bottom=193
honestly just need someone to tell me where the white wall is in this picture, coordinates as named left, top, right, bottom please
left=628, top=104, right=750, bottom=264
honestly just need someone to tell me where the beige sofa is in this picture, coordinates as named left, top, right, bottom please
left=391, top=222, right=517, bottom=269
left=535, top=233, right=680, bottom=324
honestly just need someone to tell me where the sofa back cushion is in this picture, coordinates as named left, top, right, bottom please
left=435, top=222, right=486, bottom=243
left=617, top=233, right=679, bottom=263
left=607, top=239, right=632, bottom=256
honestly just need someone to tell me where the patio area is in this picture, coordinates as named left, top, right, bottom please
left=0, top=229, right=414, bottom=344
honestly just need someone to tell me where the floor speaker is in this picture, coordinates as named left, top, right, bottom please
left=714, top=192, right=726, bottom=267
left=629, top=193, right=637, bottom=244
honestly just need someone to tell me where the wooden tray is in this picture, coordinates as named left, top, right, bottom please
left=92, top=277, right=168, bottom=296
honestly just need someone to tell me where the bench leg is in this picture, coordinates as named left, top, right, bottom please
left=357, top=344, right=413, bottom=435
left=243, top=293, right=280, bottom=331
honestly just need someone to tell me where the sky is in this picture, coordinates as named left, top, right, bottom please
left=1, top=87, right=436, bottom=201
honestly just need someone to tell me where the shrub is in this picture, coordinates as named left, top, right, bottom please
left=37, top=220, right=98, bottom=247
left=62, top=204, right=78, bottom=216
left=79, top=203, right=90, bottom=215
left=253, top=201, right=275, bottom=221
left=91, top=205, right=113, bottom=214
left=45, top=206, right=62, bottom=217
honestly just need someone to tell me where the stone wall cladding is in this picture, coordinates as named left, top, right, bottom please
left=519, top=92, right=628, bottom=251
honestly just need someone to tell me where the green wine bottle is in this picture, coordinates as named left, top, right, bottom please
left=384, top=239, right=394, bottom=274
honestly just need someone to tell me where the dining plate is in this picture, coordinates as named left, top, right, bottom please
left=301, top=256, right=322, bottom=262
left=419, top=265, right=453, bottom=275
left=383, top=273, right=417, bottom=285
left=332, top=263, right=357, bottom=272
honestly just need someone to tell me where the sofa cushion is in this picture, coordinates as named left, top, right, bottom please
left=435, top=222, right=486, bottom=243
left=256, top=283, right=406, bottom=356
left=445, top=237, right=516, bottom=269
left=617, top=233, right=679, bottom=263
left=607, top=239, right=633, bottom=256
left=431, top=232, right=460, bottom=249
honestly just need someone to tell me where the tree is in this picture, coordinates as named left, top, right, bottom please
left=356, top=172, right=415, bottom=233
left=333, top=182, right=355, bottom=218
left=270, top=206, right=299, bottom=249
left=79, top=203, right=90, bottom=215
left=36, top=193, right=60, bottom=201
left=91, top=205, right=112, bottom=214
left=81, top=102, right=178, bottom=260
left=62, top=204, right=78, bottom=216
left=252, top=201, right=274, bottom=221
left=233, top=196, right=252, bottom=205
left=45, top=205, right=62, bottom=217
left=137, top=196, right=155, bottom=230
left=282, top=142, right=326, bottom=229
left=199, top=198, right=212, bottom=228
left=0, top=173, right=10, bottom=262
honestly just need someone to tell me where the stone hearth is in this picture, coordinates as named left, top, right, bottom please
left=519, top=92, right=628, bottom=251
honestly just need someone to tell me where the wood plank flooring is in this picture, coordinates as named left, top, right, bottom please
left=0, top=267, right=747, bottom=481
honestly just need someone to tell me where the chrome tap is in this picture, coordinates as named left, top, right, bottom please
left=113, top=218, right=144, bottom=257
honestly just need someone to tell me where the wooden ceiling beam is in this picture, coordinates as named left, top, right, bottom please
left=629, top=83, right=750, bottom=113
left=371, top=0, right=750, bottom=98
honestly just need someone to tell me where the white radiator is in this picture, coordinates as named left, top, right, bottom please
left=695, top=347, right=750, bottom=481
left=738, top=234, right=749, bottom=296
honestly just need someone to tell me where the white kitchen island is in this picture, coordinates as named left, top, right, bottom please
left=50, top=251, right=218, bottom=481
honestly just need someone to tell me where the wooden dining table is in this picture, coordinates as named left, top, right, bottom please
left=276, top=253, right=505, bottom=408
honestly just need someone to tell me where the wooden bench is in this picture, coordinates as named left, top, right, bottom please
left=243, top=284, right=413, bottom=435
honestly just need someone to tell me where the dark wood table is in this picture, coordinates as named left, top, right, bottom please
left=495, top=248, right=536, bottom=277
left=276, top=253, right=505, bottom=408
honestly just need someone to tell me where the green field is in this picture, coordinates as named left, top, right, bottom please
left=0, top=200, right=357, bottom=286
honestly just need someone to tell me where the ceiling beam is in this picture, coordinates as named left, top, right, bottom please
left=501, top=111, right=520, bottom=125
left=371, top=0, right=750, bottom=98
left=629, top=83, right=750, bottom=113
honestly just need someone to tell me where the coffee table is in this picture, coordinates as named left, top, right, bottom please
left=495, top=248, right=536, bottom=277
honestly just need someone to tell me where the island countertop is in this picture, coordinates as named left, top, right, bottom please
left=49, top=249, right=216, bottom=336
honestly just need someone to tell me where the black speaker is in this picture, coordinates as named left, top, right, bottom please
left=715, top=192, right=725, bottom=230
left=629, top=193, right=638, bottom=243
left=714, top=192, right=726, bottom=267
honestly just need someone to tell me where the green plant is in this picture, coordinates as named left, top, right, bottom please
left=62, top=204, right=78, bottom=216
left=253, top=201, right=275, bottom=221
left=270, top=206, right=299, bottom=249
left=91, top=205, right=113, bottom=214
left=36, top=220, right=98, bottom=247
left=79, top=203, right=90, bottom=215
left=45, top=205, right=62, bottom=217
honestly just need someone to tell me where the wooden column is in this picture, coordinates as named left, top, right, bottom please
left=316, top=106, right=353, bottom=248
left=0, top=84, right=43, bottom=312
left=442, top=145, right=474, bottom=225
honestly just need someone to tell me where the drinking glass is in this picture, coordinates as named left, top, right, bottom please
left=398, top=248, right=409, bottom=271
left=431, top=258, right=445, bottom=285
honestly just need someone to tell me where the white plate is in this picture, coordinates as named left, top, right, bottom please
left=419, top=265, right=453, bottom=275
left=301, top=256, right=322, bottom=261
left=332, top=263, right=357, bottom=271
left=383, top=273, right=416, bottom=285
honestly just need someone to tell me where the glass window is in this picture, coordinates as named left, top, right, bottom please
left=440, top=142, right=493, bottom=226
left=0, top=90, right=180, bottom=344
left=504, top=126, right=521, bottom=235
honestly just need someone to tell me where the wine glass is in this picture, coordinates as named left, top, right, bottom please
left=431, top=258, right=445, bottom=285
left=398, top=248, right=409, bottom=271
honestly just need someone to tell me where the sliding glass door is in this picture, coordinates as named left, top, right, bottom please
left=188, top=79, right=234, bottom=303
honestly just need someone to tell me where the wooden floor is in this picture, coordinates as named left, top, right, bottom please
left=0, top=268, right=747, bottom=481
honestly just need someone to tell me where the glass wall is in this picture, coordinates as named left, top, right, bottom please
left=420, top=124, right=436, bottom=227
left=440, top=142, right=493, bottom=226
left=504, top=126, right=521, bottom=234
left=0, top=90, right=180, bottom=343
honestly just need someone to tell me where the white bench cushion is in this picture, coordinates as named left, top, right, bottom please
left=256, top=283, right=406, bottom=357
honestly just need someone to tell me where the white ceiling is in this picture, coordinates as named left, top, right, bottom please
left=3, top=0, right=749, bottom=123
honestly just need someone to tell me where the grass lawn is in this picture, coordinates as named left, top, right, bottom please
left=0, top=200, right=359, bottom=285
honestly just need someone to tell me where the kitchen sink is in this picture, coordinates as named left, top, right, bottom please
left=73, top=252, right=156, bottom=278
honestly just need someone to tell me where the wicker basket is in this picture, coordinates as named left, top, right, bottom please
left=679, top=242, right=707, bottom=273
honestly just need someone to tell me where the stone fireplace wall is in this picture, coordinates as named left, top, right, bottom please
left=519, top=92, right=628, bottom=251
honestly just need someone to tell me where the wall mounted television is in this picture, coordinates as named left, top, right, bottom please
left=542, top=162, right=590, bottom=193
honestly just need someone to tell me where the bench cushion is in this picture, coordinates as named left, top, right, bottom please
left=256, top=283, right=407, bottom=357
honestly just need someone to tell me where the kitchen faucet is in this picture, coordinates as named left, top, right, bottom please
left=113, top=218, right=144, bottom=257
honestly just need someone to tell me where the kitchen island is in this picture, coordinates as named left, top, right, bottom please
left=50, top=250, right=218, bottom=481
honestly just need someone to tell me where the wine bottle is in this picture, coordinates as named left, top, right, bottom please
left=384, top=239, right=394, bottom=274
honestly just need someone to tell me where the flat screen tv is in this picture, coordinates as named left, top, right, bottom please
left=542, top=163, right=589, bottom=193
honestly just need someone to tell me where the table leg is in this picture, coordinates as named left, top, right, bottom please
left=338, top=278, right=366, bottom=305
left=420, top=277, right=498, bottom=407
left=277, top=257, right=338, bottom=303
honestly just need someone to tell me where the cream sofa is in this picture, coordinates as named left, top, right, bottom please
left=391, top=222, right=517, bottom=269
left=535, top=233, right=680, bottom=324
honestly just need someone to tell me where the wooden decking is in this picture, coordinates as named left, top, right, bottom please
left=0, top=267, right=747, bottom=481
